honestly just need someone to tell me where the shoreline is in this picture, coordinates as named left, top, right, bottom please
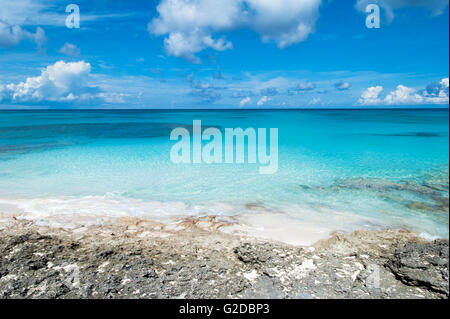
left=0, top=214, right=448, bottom=299
left=1, top=195, right=448, bottom=246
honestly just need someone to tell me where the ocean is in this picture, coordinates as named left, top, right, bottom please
left=0, top=109, right=448, bottom=245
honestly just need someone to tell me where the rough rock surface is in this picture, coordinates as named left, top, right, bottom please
left=386, top=240, right=449, bottom=295
left=0, top=218, right=448, bottom=299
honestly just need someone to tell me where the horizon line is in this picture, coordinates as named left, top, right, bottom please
left=0, top=107, right=448, bottom=111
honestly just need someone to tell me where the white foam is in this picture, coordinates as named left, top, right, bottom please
left=0, top=196, right=188, bottom=228
left=419, top=232, right=441, bottom=241
left=0, top=195, right=417, bottom=246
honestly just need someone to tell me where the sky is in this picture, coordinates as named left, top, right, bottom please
left=0, top=0, right=449, bottom=109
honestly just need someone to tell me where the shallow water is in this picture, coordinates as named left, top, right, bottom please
left=0, top=109, right=448, bottom=244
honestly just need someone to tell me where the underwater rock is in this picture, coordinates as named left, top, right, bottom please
left=334, top=178, right=439, bottom=196
left=406, top=201, right=441, bottom=213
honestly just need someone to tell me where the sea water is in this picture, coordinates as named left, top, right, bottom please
left=0, top=110, right=448, bottom=244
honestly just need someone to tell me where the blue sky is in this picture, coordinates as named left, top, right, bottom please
left=0, top=0, right=448, bottom=108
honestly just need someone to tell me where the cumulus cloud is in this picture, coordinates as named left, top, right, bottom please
left=246, top=0, right=322, bottom=48
left=334, top=80, right=352, bottom=91
left=149, top=0, right=322, bottom=62
left=359, top=78, right=449, bottom=105
left=148, top=0, right=238, bottom=62
left=240, top=96, right=251, bottom=107
left=0, top=21, right=45, bottom=49
left=355, top=0, right=449, bottom=22
left=422, top=78, right=450, bottom=104
left=384, top=85, right=424, bottom=105
left=59, top=43, right=81, bottom=57
left=0, top=0, right=49, bottom=49
left=358, top=85, right=383, bottom=105
left=257, top=95, right=271, bottom=106
left=0, top=0, right=133, bottom=51
left=1, top=60, right=101, bottom=104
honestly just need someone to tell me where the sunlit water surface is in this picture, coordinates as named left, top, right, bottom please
left=0, top=110, right=448, bottom=244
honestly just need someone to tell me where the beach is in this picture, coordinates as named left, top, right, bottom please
left=0, top=0, right=448, bottom=304
left=0, top=109, right=448, bottom=298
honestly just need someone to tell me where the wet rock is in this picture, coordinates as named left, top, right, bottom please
left=386, top=239, right=449, bottom=296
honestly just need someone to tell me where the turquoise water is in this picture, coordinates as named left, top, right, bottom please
left=0, top=110, right=448, bottom=241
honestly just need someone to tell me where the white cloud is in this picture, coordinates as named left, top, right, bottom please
left=384, top=85, right=423, bottom=105
left=148, top=0, right=239, bottom=62
left=59, top=43, right=81, bottom=57
left=0, top=0, right=48, bottom=26
left=2, top=60, right=101, bottom=103
left=0, top=21, right=45, bottom=49
left=0, top=0, right=49, bottom=48
left=358, top=78, right=449, bottom=106
left=423, top=77, right=449, bottom=104
left=356, top=0, right=449, bottom=22
left=257, top=95, right=271, bottom=106
left=246, top=0, right=322, bottom=48
left=149, top=0, right=322, bottom=62
left=240, top=96, right=251, bottom=106
left=0, top=0, right=132, bottom=51
left=358, top=85, right=383, bottom=105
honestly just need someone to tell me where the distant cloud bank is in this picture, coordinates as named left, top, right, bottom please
left=359, top=78, right=449, bottom=105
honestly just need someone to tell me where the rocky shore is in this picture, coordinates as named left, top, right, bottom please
left=0, top=216, right=448, bottom=299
